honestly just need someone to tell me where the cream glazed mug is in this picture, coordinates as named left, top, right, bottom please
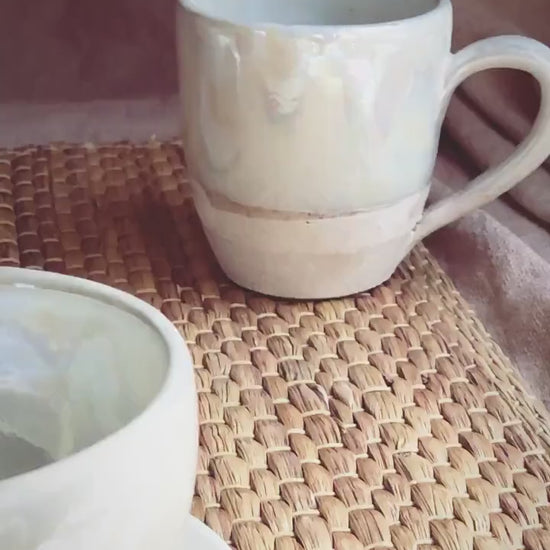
left=177, top=0, right=550, bottom=299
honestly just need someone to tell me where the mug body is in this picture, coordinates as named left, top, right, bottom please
left=177, top=0, right=453, bottom=297
left=0, top=268, right=197, bottom=550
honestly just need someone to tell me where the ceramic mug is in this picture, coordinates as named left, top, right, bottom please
left=0, top=268, right=197, bottom=550
left=177, top=0, right=550, bottom=299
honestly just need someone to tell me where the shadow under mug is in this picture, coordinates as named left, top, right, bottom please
left=177, top=0, right=550, bottom=299
left=0, top=268, right=197, bottom=550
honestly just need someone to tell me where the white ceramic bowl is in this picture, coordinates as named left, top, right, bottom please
left=0, top=267, right=197, bottom=550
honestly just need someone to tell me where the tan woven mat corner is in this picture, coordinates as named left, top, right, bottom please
left=1, top=141, right=550, bottom=550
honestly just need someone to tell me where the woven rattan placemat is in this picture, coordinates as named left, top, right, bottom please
left=1, top=141, right=550, bottom=550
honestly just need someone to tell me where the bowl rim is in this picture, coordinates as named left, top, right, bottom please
left=0, top=266, right=194, bottom=488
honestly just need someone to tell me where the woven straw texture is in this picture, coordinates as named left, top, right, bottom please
left=1, top=141, right=550, bottom=550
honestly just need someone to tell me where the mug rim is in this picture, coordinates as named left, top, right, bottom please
left=0, top=266, right=193, bottom=488
left=179, top=0, right=448, bottom=31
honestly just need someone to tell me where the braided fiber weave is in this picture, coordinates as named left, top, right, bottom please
left=1, top=141, right=550, bottom=550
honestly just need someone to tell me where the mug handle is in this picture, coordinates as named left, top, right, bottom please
left=413, top=36, right=550, bottom=242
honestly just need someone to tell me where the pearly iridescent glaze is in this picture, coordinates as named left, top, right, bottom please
left=178, top=0, right=449, bottom=214
left=177, top=0, right=550, bottom=298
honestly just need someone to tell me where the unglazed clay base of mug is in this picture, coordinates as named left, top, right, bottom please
left=191, top=180, right=429, bottom=298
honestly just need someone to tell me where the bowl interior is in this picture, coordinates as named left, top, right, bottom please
left=0, top=279, right=168, bottom=481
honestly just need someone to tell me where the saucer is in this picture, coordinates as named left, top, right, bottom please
left=184, top=514, right=230, bottom=549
